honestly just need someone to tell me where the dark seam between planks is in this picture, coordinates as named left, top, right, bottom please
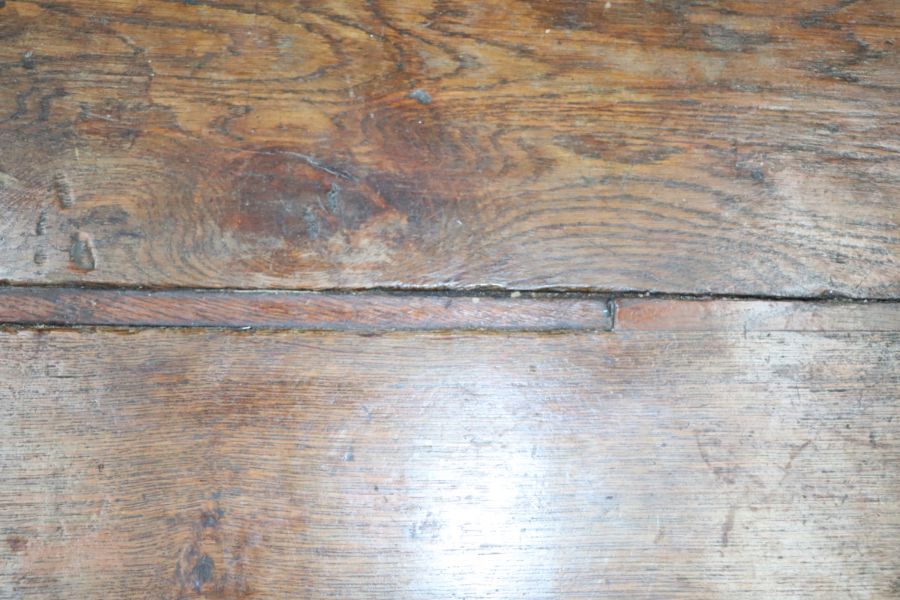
left=0, top=281, right=897, bottom=303
left=0, top=286, right=897, bottom=332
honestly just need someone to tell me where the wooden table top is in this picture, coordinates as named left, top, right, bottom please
left=0, top=1, right=897, bottom=598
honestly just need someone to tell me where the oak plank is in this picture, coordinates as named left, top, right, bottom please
left=1, top=320, right=898, bottom=598
left=0, top=286, right=612, bottom=330
left=0, top=0, right=897, bottom=296
left=615, top=297, right=900, bottom=332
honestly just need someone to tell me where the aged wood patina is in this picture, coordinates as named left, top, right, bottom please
left=0, top=0, right=898, bottom=598
left=0, top=0, right=897, bottom=295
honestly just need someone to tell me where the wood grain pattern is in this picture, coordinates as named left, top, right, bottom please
left=616, top=297, right=900, bottom=331
left=0, top=286, right=612, bottom=330
left=2, top=322, right=898, bottom=598
left=0, top=0, right=897, bottom=296
left=2, top=286, right=898, bottom=333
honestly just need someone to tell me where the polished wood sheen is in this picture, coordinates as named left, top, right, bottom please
left=1, top=312, right=898, bottom=598
left=1, top=0, right=898, bottom=597
left=1, top=0, right=898, bottom=295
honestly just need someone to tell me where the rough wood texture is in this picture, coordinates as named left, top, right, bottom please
left=0, top=286, right=612, bottom=330
left=2, top=319, right=898, bottom=598
left=1, top=0, right=898, bottom=296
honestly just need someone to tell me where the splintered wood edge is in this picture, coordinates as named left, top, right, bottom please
left=0, top=287, right=612, bottom=331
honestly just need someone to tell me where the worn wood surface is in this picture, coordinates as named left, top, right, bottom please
left=616, top=297, right=900, bottom=332
left=0, top=286, right=612, bottom=330
left=1, top=0, right=898, bottom=596
left=2, top=286, right=898, bottom=333
left=1, top=315, right=898, bottom=598
left=1, top=0, right=898, bottom=296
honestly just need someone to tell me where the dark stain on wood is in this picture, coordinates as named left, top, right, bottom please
left=6, top=536, right=27, bottom=553
left=52, top=173, right=74, bottom=209
left=214, top=150, right=381, bottom=248
left=201, top=508, right=224, bottom=529
left=721, top=506, right=736, bottom=547
left=69, top=232, right=96, bottom=271
left=20, top=50, right=35, bottom=70
left=326, top=182, right=342, bottom=214
left=408, top=89, right=432, bottom=105
left=190, top=555, right=215, bottom=592
left=702, top=25, right=773, bottom=53
left=35, top=208, right=47, bottom=235
left=175, top=545, right=216, bottom=595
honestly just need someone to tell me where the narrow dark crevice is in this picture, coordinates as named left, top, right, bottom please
left=0, top=283, right=896, bottom=332
left=0, top=280, right=897, bottom=303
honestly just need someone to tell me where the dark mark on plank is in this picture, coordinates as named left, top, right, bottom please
left=326, top=182, right=341, bottom=213
left=409, top=89, right=432, bottom=105
left=36, top=209, right=48, bottom=235
left=69, top=232, right=96, bottom=271
left=201, top=507, right=224, bottom=528
left=7, top=536, right=27, bottom=552
left=53, top=173, right=75, bottom=208
left=190, top=554, right=214, bottom=592
left=721, top=507, right=736, bottom=547
left=21, top=50, right=35, bottom=70
left=303, top=206, right=319, bottom=240
left=703, top=25, right=772, bottom=52
left=38, top=88, right=68, bottom=122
